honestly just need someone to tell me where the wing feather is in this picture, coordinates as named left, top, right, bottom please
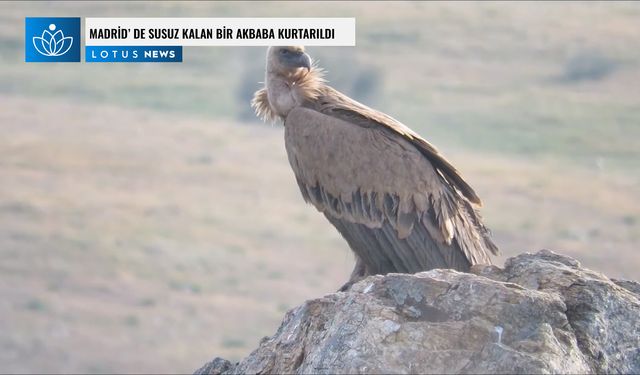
left=285, top=105, right=497, bottom=274
left=311, top=86, right=482, bottom=206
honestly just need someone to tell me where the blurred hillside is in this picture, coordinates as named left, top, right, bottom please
left=0, top=1, right=639, bottom=373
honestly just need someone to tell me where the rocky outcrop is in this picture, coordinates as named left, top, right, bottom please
left=196, top=250, right=639, bottom=374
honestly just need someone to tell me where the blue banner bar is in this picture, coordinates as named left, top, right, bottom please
left=85, top=46, right=182, bottom=63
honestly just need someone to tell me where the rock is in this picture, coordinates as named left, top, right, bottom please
left=196, top=250, right=639, bottom=374
left=195, top=358, right=235, bottom=375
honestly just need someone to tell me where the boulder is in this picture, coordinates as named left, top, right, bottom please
left=196, top=250, right=639, bottom=374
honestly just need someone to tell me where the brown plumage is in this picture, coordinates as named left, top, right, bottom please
left=253, top=46, right=499, bottom=288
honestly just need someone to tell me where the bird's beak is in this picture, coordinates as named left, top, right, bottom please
left=298, top=52, right=312, bottom=72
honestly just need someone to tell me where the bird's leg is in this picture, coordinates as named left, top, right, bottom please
left=338, top=256, right=369, bottom=292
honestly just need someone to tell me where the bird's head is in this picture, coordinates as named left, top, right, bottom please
left=266, top=46, right=312, bottom=76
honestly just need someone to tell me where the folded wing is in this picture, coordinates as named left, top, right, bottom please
left=284, top=104, right=497, bottom=274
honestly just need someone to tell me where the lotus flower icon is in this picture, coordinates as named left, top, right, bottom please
left=32, top=23, right=73, bottom=57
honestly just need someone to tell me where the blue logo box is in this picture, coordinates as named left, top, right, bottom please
left=25, top=17, right=81, bottom=62
left=86, top=46, right=183, bottom=63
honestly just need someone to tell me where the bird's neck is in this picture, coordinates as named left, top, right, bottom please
left=265, top=69, right=325, bottom=118
left=265, top=73, right=301, bottom=118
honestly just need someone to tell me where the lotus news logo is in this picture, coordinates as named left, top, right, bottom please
left=33, top=23, right=73, bottom=56
left=25, top=17, right=80, bottom=62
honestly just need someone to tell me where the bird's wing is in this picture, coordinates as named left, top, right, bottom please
left=285, top=105, right=498, bottom=268
left=314, top=86, right=482, bottom=205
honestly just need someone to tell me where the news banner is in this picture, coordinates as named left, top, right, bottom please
left=25, top=17, right=356, bottom=63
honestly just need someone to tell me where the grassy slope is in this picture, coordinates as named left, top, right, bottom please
left=0, top=97, right=354, bottom=373
left=0, top=1, right=638, bottom=373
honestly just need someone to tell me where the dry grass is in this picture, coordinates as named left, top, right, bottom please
left=0, top=96, right=354, bottom=373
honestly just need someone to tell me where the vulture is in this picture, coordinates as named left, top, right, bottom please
left=252, top=46, right=499, bottom=289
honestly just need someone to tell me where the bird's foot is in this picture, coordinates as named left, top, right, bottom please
left=337, top=276, right=366, bottom=292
